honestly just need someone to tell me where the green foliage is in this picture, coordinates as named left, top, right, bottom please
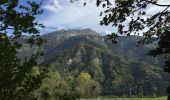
left=31, top=70, right=80, bottom=100
left=0, top=0, right=46, bottom=99
left=75, top=72, right=101, bottom=98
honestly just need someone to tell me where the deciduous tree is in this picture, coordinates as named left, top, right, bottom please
left=0, top=0, right=46, bottom=99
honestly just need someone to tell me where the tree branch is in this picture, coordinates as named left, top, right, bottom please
left=146, top=0, right=170, bottom=7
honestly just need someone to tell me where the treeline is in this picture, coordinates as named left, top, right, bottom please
left=28, top=67, right=100, bottom=100
left=40, top=59, right=170, bottom=99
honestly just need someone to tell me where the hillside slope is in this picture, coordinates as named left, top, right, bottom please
left=19, top=29, right=170, bottom=97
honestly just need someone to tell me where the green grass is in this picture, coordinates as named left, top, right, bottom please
left=81, top=97, right=167, bottom=100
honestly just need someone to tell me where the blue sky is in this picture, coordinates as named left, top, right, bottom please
left=38, top=0, right=169, bottom=35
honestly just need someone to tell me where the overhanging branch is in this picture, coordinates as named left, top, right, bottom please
left=146, top=0, right=170, bottom=7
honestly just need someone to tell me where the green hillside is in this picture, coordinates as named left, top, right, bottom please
left=18, top=29, right=170, bottom=99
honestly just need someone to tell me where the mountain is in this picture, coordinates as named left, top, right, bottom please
left=19, top=29, right=170, bottom=97
left=41, top=29, right=163, bottom=66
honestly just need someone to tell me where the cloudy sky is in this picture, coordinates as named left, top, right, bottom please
left=39, top=0, right=115, bottom=35
left=39, top=0, right=169, bottom=35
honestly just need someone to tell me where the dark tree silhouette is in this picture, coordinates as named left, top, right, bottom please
left=0, top=0, right=46, bottom=99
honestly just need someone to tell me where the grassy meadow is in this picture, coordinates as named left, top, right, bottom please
left=81, top=97, right=167, bottom=100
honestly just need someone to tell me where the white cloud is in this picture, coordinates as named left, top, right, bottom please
left=42, top=0, right=63, bottom=12
left=40, top=0, right=115, bottom=34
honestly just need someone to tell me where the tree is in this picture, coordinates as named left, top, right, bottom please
left=0, top=0, right=46, bottom=99
left=34, top=70, right=61, bottom=100
left=75, top=72, right=101, bottom=98
left=31, top=70, right=79, bottom=100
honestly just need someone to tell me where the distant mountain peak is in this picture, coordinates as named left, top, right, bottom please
left=44, top=28, right=100, bottom=37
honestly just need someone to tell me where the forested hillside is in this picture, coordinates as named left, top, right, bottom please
left=18, top=29, right=170, bottom=99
